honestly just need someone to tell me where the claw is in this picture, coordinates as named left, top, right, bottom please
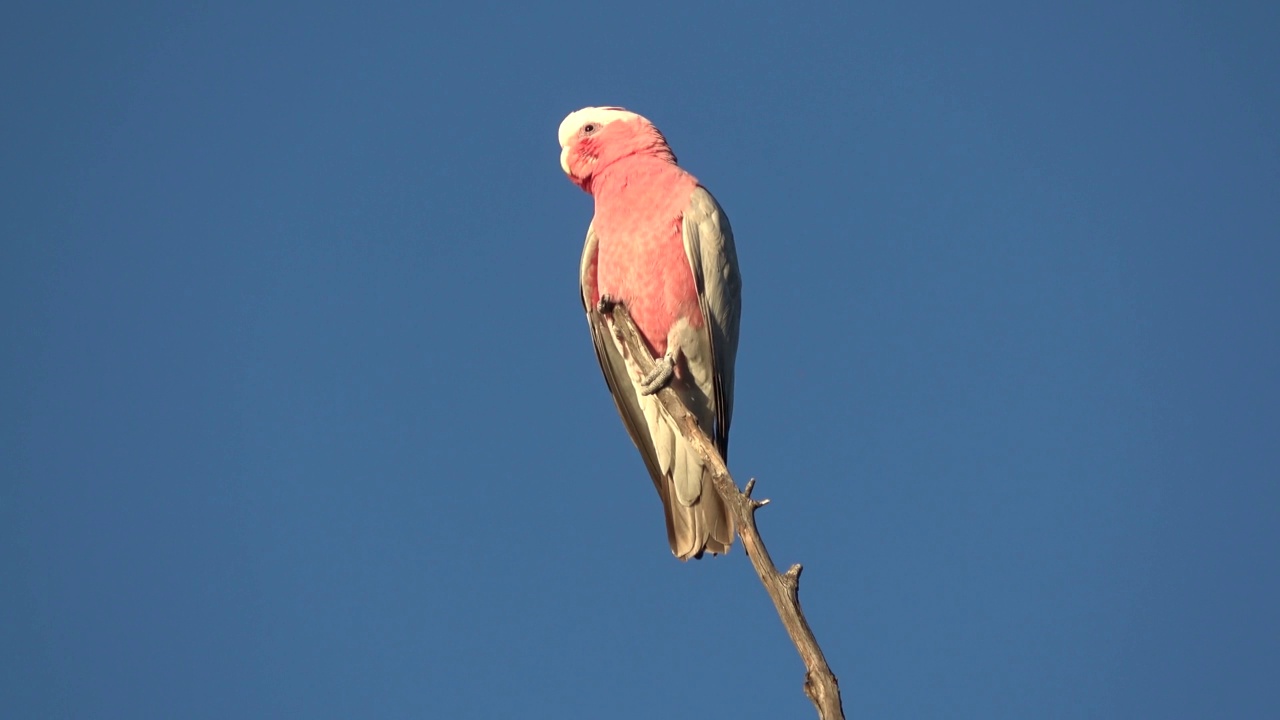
left=597, top=294, right=618, bottom=313
left=638, top=353, right=675, bottom=395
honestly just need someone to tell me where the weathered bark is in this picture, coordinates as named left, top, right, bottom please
left=608, top=304, right=846, bottom=720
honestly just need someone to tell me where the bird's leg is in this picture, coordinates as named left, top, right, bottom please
left=599, top=293, right=673, bottom=393
left=638, top=351, right=676, bottom=395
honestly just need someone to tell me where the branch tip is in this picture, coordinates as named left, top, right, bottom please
left=784, top=564, right=803, bottom=585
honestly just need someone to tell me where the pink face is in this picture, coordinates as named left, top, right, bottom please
left=560, top=121, right=608, bottom=190
left=558, top=107, right=649, bottom=191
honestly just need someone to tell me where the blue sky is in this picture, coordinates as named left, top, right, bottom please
left=3, top=2, right=1277, bottom=718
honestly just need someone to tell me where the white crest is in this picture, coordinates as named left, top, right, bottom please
left=557, top=106, right=647, bottom=149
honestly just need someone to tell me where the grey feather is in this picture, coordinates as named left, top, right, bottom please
left=681, top=186, right=742, bottom=458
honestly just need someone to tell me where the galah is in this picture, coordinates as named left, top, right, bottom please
left=558, top=107, right=742, bottom=560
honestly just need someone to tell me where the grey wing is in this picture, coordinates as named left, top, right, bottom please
left=681, top=186, right=743, bottom=458
left=580, top=222, right=679, bottom=545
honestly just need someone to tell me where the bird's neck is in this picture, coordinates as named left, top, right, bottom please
left=590, top=154, right=683, bottom=199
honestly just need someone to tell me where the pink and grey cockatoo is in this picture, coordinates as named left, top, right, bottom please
left=558, top=107, right=742, bottom=560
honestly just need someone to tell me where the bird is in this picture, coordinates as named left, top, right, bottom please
left=558, top=106, right=742, bottom=560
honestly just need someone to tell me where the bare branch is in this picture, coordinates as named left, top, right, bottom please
left=608, top=304, right=846, bottom=720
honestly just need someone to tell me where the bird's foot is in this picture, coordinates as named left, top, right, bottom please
left=597, top=294, right=619, bottom=314
left=638, top=353, right=675, bottom=395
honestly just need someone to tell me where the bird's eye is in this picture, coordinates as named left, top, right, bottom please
left=583, top=123, right=598, bottom=135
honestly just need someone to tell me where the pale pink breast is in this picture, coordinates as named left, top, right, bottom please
left=593, top=163, right=702, bottom=357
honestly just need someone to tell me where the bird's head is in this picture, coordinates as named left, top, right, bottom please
left=558, top=106, right=676, bottom=193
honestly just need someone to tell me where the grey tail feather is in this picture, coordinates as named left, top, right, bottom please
left=665, top=469, right=736, bottom=561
